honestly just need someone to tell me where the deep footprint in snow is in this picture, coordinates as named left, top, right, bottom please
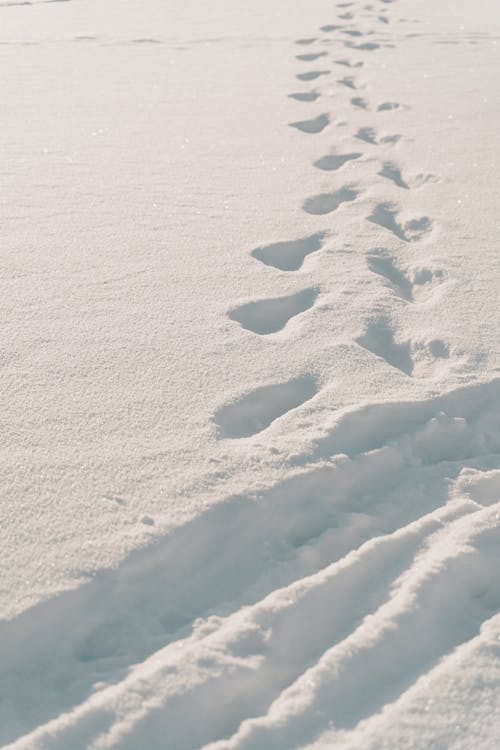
left=335, top=59, right=364, bottom=67
left=356, top=126, right=378, bottom=144
left=289, top=113, right=330, bottom=134
left=296, top=52, right=328, bottom=61
left=378, top=161, right=409, bottom=189
left=296, top=70, right=330, bottom=82
left=313, top=152, right=362, bottom=171
left=228, top=288, right=319, bottom=335
left=351, top=96, right=369, bottom=109
left=377, top=101, right=402, bottom=111
left=345, top=41, right=380, bottom=50
left=320, top=24, right=342, bottom=32
left=214, top=376, right=318, bottom=438
left=288, top=91, right=321, bottom=102
left=356, top=319, right=413, bottom=374
left=303, top=186, right=359, bottom=215
left=356, top=319, right=452, bottom=377
left=368, top=202, right=432, bottom=242
left=367, top=250, right=413, bottom=300
left=367, top=249, right=445, bottom=302
left=251, top=232, right=328, bottom=271
left=295, top=38, right=318, bottom=45
left=356, top=127, right=401, bottom=145
left=337, top=76, right=358, bottom=89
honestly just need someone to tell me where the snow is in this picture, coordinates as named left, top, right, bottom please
left=1, top=0, right=500, bottom=747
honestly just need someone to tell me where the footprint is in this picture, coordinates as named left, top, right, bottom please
left=357, top=320, right=452, bottom=378
left=289, top=113, right=330, bottom=134
left=377, top=101, right=401, bottom=111
left=303, top=186, right=358, bottom=215
left=356, top=127, right=401, bottom=145
left=335, top=59, right=364, bottom=68
left=214, top=376, right=318, bottom=438
left=356, top=126, right=377, bottom=144
left=296, top=52, right=328, bottom=62
left=378, top=15, right=389, bottom=23
left=339, top=12, right=354, bottom=19
left=356, top=318, right=413, bottom=374
left=296, top=70, right=330, bottom=82
left=288, top=91, right=321, bottom=102
left=368, top=202, right=432, bottom=242
left=228, top=288, right=318, bottom=335
left=337, top=2, right=354, bottom=6
left=367, top=249, right=413, bottom=300
left=295, top=38, right=318, bottom=45
left=313, top=152, right=362, bottom=171
left=378, top=161, right=409, bottom=189
left=380, top=133, right=402, bottom=144
left=337, top=76, right=357, bottom=89
left=346, top=41, right=380, bottom=50
left=342, top=30, right=364, bottom=37
left=320, top=24, right=342, bottom=32
left=351, top=96, right=369, bottom=109
left=251, top=232, right=328, bottom=272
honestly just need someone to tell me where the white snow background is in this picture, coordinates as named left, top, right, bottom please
left=1, top=0, right=500, bottom=747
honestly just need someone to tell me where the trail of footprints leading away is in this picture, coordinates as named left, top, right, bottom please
left=217, top=0, right=447, bottom=442
left=4, top=2, right=497, bottom=748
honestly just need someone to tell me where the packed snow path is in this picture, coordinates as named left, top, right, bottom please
left=1, top=0, right=500, bottom=748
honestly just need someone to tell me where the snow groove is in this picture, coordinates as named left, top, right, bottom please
left=2, top=381, right=500, bottom=747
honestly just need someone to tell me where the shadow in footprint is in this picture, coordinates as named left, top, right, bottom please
left=215, top=376, right=318, bottom=438
left=288, top=91, right=321, bottom=102
left=356, top=126, right=377, bottom=144
left=356, top=319, right=413, bottom=375
left=251, top=233, right=327, bottom=272
left=337, top=76, right=357, bottom=89
left=295, top=38, right=318, bottom=45
left=289, top=113, right=330, bottom=134
left=378, top=162, right=409, bottom=189
left=346, top=41, right=380, bottom=50
left=368, top=250, right=445, bottom=302
left=296, top=52, right=328, bottom=61
left=335, top=59, right=364, bottom=67
left=314, top=152, right=362, bottom=171
left=320, top=24, right=342, bottom=32
left=296, top=70, right=330, bottom=82
left=351, top=97, right=369, bottom=109
left=380, top=133, right=402, bottom=144
left=228, top=288, right=319, bottom=335
left=367, top=249, right=413, bottom=301
left=303, top=186, right=358, bottom=215
left=368, top=203, right=432, bottom=242
left=377, top=101, right=401, bottom=111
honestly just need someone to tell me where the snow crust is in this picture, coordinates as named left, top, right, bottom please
left=1, top=0, right=500, bottom=747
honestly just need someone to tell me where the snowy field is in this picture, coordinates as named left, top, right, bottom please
left=1, top=0, right=500, bottom=746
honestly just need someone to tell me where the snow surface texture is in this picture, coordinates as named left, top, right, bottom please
left=1, top=0, right=500, bottom=747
